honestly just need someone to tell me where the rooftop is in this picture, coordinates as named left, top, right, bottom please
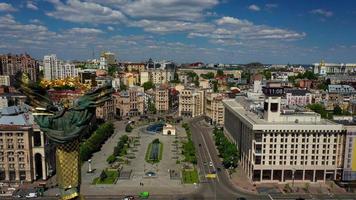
left=223, top=96, right=342, bottom=131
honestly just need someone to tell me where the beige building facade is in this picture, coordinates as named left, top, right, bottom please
left=0, top=125, right=54, bottom=183
left=223, top=95, right=345, bottom=183
left=179, top=88, right=205, bottom=117
left=113, top=86, right=145, bottom=117
left=155, top=86, right=169, bottom=112
left=96, top=98, right=115, bottom=121
left=205, top=92, right=225, bottom=126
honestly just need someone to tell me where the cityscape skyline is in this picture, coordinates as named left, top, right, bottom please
left=0, top=0, right=355, bottom=63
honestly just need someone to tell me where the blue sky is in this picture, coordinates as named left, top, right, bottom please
left=0, top=0, right=355, bottom=64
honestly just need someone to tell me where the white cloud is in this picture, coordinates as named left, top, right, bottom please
left=216, top=16, right=252, bottom=26
left=265, top=4, right=278, bottom=9
left=0, top=3, right=17, bottom=12
left=27, top=2, right=38, bottom=10
left=123, top=0, right=218, bottom=21
left=46, top=0, right=127, bottom=24
left=107, top=26, right=114, bottom=31
left=29, top=19, right=42, bottom=24
left=131, top=20, right=214, bottom=34
left=248, top=4, right=260, bottom=12
left=211, top=16, right=306, bottom=41
left=67, top=28, right=104, bottom=34
left=310, top=9, right=333, bottom=17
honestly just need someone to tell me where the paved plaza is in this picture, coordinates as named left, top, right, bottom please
left=80, top=120, right=196, bottom=196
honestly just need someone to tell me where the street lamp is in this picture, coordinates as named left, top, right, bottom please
left=88, top=159, right=92, bottom=173
left=292, top=168, right=295, bottom=191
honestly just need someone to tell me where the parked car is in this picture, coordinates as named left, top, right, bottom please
left=122, top=195, right=135, bottom=200
left=25, top=192, right=37, bottom=198
left=209, top=161, right=213, bottom=167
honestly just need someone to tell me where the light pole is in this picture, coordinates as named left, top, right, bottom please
left=88, top=159, right=92, bottom=173
left=292, top=168, right=295, bottom=192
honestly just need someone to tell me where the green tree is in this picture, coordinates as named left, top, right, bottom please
left=125, top=124, right=133, bottom=132
left=106, top=155, right=116, bottom=164
left=263, top=70, right=272, bottom=80
left=216, top=69, right=224, bottom=77
left=107, top=65, right=118, bottom=76
left=333, top=105, right=343, bottom=115
left=120, top=84, right=127, bottom=91
left=307, top=103, right=328, bottom=118
left=200, top=72, right=215, bottom=79
left=142, top=81, right=155, bottom=91
left=303, top=71, right=317, bottom=80
left=99, top=170, right=107, bottom=181
left=147, top=99, right=157, bottom=114
left=212, top=81, right=218, bottom=93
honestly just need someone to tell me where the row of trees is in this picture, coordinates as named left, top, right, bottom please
left=182, top=123, right=197, bottom=164
left=307, top=103, right=351, bottom=119
left=213, top=127, right=239, bottom=169
left=107, top=135, right=129, bottom=164
left=80, top=122, right=115, bottom=162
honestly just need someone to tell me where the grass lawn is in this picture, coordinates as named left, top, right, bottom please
left=92, top=170, right=118, bottom=184
left=145, top=142, right=163, bottom=164
left=182, top=169, right=199, bottom=184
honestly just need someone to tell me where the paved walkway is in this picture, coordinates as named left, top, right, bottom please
left=81, top=120, right=127, bottom=185
left=79, top=120, right=196, bottom=196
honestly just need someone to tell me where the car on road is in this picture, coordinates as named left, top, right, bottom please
left=236, top=197, right=247, bottom=200
left=198, top=143, right=201, bottom=147
left=209, top=161, right=213, bottom=167
left=145, top=171, right=156, bottom=177
left=25, top=192, right=37, bottom=198
left=122, top=195, right=135, bottom=200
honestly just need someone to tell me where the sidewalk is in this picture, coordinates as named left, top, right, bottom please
left=230, top=165, right=258, bottom=194
left=229, top=165, right=354, bottom=196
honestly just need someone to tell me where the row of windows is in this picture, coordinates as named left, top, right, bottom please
left=0, top=133, right=24, bottom=137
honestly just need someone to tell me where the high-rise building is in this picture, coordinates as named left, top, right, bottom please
left=0, top=54, right=38, bottom=83
left=99, top=52, right=116, bottom=70
left=223, top=84, right=345, bottom=183
left=43, top=54, right=79, bottom=80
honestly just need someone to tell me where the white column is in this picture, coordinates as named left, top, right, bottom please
left=42, top=154, right=47, bottom=180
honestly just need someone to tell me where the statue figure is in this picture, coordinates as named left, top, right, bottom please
left=15, top=73, right=113, bottom=200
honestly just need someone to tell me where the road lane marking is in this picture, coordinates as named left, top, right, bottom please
left=196, top=124, right=220, bottom=182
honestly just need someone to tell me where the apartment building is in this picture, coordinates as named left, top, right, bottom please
left=155, top=85, right=169, bottom=112
left=113, top=86, right=145, bottom=117
left=0, top=106, right=55, bottom=182
left=205, top=92, right=225, bottom=126
left=223, top=86, right=345, bottom=183
left=0, top=54, right=38, bottom=82
left=125, top=63, right=145, bottom=72
left=99, top=51, right=116, bottom=70
left=285, top=89, right=313, bottom=106
left=0, top=75, right=10, bottom=86
left=178, top=88, right=205, bottom=117
left=43, top=54, right=79, bottom=80
left=96, top=98, right=115, bottom=121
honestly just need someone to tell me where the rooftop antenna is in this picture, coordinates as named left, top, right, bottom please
left=92, top=47, right=95, bottom=60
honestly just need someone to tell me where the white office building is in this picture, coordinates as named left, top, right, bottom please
left=223, top=85, right=345, bottom=183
